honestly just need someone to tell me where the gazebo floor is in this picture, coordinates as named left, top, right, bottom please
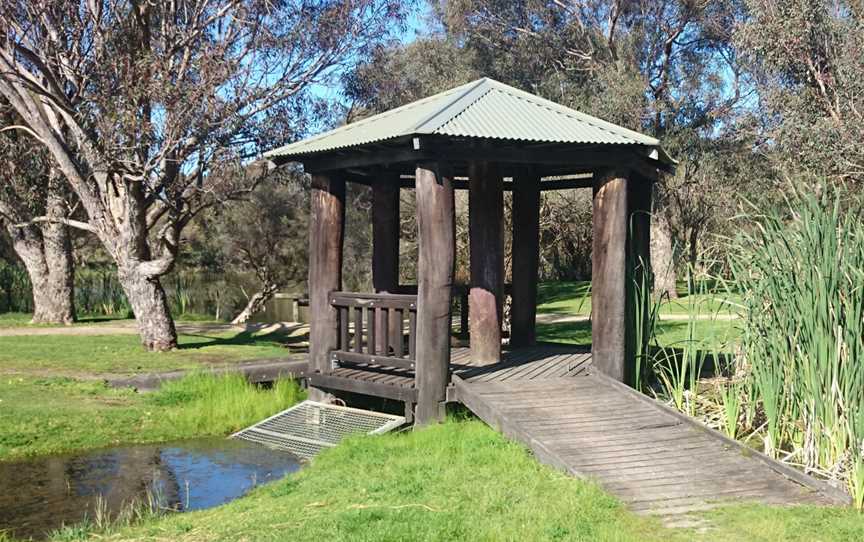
left=306, top=342, right=849, bottom=522
left=306, top=343, right=592, bottom=403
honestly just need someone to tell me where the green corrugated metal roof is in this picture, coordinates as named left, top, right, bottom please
left=265, top=78, right=670, bottom=162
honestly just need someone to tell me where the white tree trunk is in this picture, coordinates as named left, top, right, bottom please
left=231, top=284, right=277, bottom=325
left=650, top=211, right=678, bottom=299
left=118, top=264, right=177, bottom=351
left=7, top=221, right=75, bottom=325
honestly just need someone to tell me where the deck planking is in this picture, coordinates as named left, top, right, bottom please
left=451, top=356, right=850, bottom=522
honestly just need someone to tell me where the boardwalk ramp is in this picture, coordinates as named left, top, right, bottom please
left=232, top=400, right=404, bottom=459
left=451, top=348, right=850, bottom=523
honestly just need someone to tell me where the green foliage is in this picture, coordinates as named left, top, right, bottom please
left=737, top=0, right=864, bottom=182
left=729, top=187, right=864, bottom=504
left=0, top=261, right=30, bottom=313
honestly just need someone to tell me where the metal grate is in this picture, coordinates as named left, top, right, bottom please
left=231, top=401, right=405, bottom=459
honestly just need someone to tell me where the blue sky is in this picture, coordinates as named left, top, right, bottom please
left=307, top=2, right=430, bottom=107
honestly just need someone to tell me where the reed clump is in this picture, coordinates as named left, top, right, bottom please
left=729, top=188, right=864, bottom=506
left=643, top=187, right=864, bottom=507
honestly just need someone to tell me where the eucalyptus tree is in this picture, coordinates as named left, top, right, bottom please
left=737, top=0, right=864, bottom=184
left=437, top=0, right=750, bottom=296
left=0, top=105, right=75, bottom=324
left=0, top=0, right=406, bottom=350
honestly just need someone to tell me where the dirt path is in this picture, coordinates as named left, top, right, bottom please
left=536, top=312, right=739, bottom=324
left=0, top=321, right=307, bottom=337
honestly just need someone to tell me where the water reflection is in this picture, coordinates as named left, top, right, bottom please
left=0, top=438, right=300, bottom=540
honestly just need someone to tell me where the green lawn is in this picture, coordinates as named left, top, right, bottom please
left=537, top=318, right=740, bottom=352
left=0, top=312, right=219, bottom=328
left=537, top=280, right=741, bottom=317
left=0, top=374, right=304, bottom=462
left=0, top=328, right=306, bottom=376
left=43, top=420, right=863, bottom=542
left=0, top=312, right=130, bottom=327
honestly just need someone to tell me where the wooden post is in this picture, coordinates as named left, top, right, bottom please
left=510, top=167, right=541, bottom=347
left=468, top=161, right=504, bottom=364
left=591, top=169, right=629, bottom=382
left=372, top=174, right=401, bottom=352
left=414, top=162, right=455, bottom=425
left=625, top=174, right=653, bottom=386
left=308, top=173, right=345, bottom=400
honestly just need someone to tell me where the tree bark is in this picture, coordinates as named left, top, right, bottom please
left=39, top=174, right=76, bottom=323
left=4, top=182, right=75, bottom=325
left=118, top=263, right=177, bottom=351
left=650, top=211, right=677, bottom=299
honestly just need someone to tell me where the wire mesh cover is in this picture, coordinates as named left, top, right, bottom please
left=231, top=401, right=405, bottom=459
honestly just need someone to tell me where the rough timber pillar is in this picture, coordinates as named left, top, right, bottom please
left=414, top=163, right=455, bottom=425
left=308, top=173, right=345, bottom=400
left=510, top=167, right=541, bottom=347
left=372, top=174, right=401, bottom=350
left=626, top=174, right=653, bottom=384
left=468, top=161, right=504, bottom=364
left=592, top=169, right=629, bottom=382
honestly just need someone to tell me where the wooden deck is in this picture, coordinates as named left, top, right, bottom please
left=450, top=347, right=850, bottom=522
left=308, top=343, right=850, bottom=520
left=307, top=344, right=592, bottom=403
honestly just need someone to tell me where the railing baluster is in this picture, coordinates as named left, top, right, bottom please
left=353, top=306, right=363, bottom=353
left=368, top=305, right=377, bottom=355
left=408, top=309, right=417, bottom=359
left=393, top=308, right=404, bottom=358
left=339, top=306, right=349, bottom=351
left=381, top=308, right=390, bottom=355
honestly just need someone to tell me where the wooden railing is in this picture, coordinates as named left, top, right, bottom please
left=329, top=291, right=418, bottom=372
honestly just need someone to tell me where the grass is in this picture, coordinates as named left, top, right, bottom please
left=537, top=318, right=740, bottom=352
left=537, top=280, right=740, bottom=317
left=0, top=328, right=307, bottom=375
left=26, top=419, right=862, bottom=542
left=0, top=312, right=220, bottom=328
left=0, top=373, right=304, bottom=462
left=0, top=312, right=130, bottom=327
left=81, top=420, right=676, bottom=542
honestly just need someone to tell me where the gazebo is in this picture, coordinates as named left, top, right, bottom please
left=265, top=78, right=674, bottom=426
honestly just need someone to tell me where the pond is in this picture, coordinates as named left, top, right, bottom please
left=0, top=438, right=300, bottom=540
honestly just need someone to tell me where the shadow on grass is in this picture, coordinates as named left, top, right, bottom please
left=537, top=281, right=591, bottom=307
left=536, top=320, right=592, bottom=346
left=75, top=315, right=132, bottom=324
left=178, top=324, right=309, bottom=352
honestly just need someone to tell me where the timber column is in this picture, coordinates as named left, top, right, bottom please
left=591, top=169, right=629, bottom=382
left=372, top=173, right=401, bottom=350
left=510, top=167, right=541, bottom=347
left=414, top=162, right=455, bottom=425
left=308, top=172, right=345, bottom=400
left=468, top=161, right=504, bottom=364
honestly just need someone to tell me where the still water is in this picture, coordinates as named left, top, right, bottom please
left=0, top=438, right=300, bottom=540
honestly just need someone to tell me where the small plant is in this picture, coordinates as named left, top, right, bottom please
left=719, top=379, right=742, bottom=440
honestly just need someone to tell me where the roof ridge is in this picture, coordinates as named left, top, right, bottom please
left=482, top=79, right=659, bottom=146
left=411, top=78, right=492, bottom=134
left=263, top=81, right=477, bottom=157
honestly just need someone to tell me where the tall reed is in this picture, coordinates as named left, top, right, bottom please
left=729, top=188, right=864, bottom=504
